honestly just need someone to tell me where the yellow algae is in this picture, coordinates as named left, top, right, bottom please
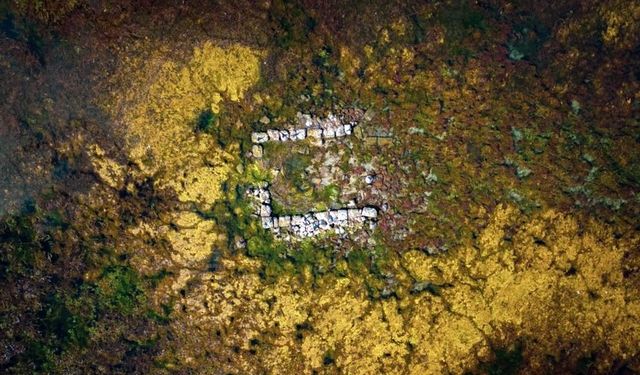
left=166, top=212, right=220, bottom=266
left=599, top=0, right=640, bottom=50
left=156, top=201, right=639, bottom=373
left=114, top=42, right=261, bottom=205
left=87, top=144, right=125, bottom=189
left=128, top=211, right=220, bottom=268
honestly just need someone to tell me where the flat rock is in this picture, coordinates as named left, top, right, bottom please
left=344, top=124, right=352, bottom=135
left=277, top=216, right=291, bottom=228
left=251, top=132, right=268, bottom=143
left=323, top=127, right=336, bottom=139
left=348, top=208, right=361, bottom=220
left=362, top=207, right=378, bottom=218
left=280, top=130, right=290, bottom=141
left=292, top=128, right=306, bottom=140
left=314, top=211, right=329, bottom=222
left=258, top=189, right=270, bottom=203
left=291, top=215, right=304, bottom=226
left=336, top=209, right=348, bottom=221
left=307, top=128, right=323, bottom=139
left=260, top=204, right=272, bottom=217
left=261, top=217, right=274, bottom=229
left=267, top=129, right=281, bottom=141
left=252, top=144, right=263, bottom=158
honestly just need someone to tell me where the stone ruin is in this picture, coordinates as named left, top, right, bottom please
left=247, top=184, right=377, bottom=239
left=250, top=109, right=364, bottom=158
left=248, top=110, right=379, bottom=240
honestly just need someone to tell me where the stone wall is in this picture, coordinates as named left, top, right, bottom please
left=251, top=110, right=364, bottom=158
left=247, top=110, right=379, bottom=239
left=248, top=185, right=377, bottom=239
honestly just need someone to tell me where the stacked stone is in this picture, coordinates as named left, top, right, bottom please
left=250, top=112, right=362, bottom=157
left=246, top=186, right=271, bottom=218
left=259, top=206, right=378, bottom=239
left=247, top=185, right=379, bottom=238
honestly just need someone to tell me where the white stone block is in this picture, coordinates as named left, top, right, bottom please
left=318, top=219, right=330, bottom=229
left=260, top=204, right=272, bottom=217
left=251, top=132, right=268, bottom=143
left=323, top=127, right=336, bottom=139
left=292, top=128, right=306, bottom=140
left=335, top=125, right=346, bottom=137
left=347, top=208, right=361, bottom=220
left=336, top=209, right=348, bottom=221
left=329, top=210, right=340, bottom=222
left=302, top=115, right=313, bottom=127
left=291, top=215, right=304, bottom=226
left=252, top=144, right=263, bottom=158
left=362, top=207, right=378, bottom=219
left=344, top=124, right=352, bottom=135
left=261, top=217, right=274, bottom=229
left=314, top=211, right=329, bottom=222
left=267, top=129, right=281, bottom=142
left=259, top=189, right=270, bottom=203
left=280, top=130, right=290, bottom=141
left=307, top=128, right=323, bottom=141
left=364, top=175, right=375, bottom=184
left=278, top=216, right=291, bottom=228
left=327, top=114, right=339, bottom=126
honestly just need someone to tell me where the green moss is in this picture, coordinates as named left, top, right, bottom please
left=97, top=265, right=144, bottom=314
left=269, top=0, right=316, bottom=49
left=40, top=293, right=91, bottom=350
left=44, top=210, right=69, bottom=229
left=409, top=13, right=427, bottom=44
left=22, top=340, right=55, bottom=372
left=146, top=268, right=173, bottom=288
left=436, top=0, right=488, bottom=56
left=195, top=108, right=218, bottom=133
left=346, top=249, right=368, bottom=274
left=507, top=16, right=550, bottom=64
left=317, top=183, right=340, bottom=202
left=146, top=304, right=172, bottom=325
left=283, top=153, right=312, bottom=192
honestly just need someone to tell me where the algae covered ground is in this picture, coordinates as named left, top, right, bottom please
left=1, top=1, right=639, bottom=374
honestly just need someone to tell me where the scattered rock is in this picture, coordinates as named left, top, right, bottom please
left=364, top=175, right=376, bottom=184
left=252, top=144, right=263, bottom=158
